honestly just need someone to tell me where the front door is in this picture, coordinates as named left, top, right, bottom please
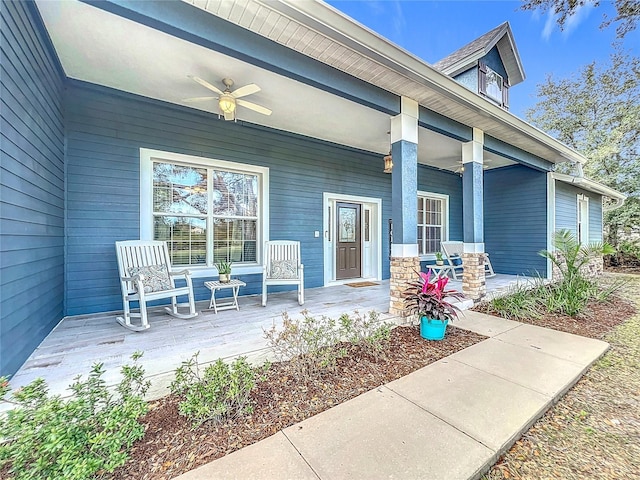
left=336, top=202, right=361, bottom=280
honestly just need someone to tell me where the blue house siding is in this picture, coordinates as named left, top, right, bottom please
left=64, top=82, right=392, bottom=316
left=554, top=181, right=603, bottom=242
left=453, top=67, right=478, bottom=93
left=0, top=1, right=65, bottom=376
left=484, top=166, right=548, bottom=276
left=481, top=46, right=508, bottom=82
left=590, top=194, right=603, bottom=242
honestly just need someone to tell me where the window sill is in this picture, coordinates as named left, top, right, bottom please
left=177, top=265, right=264, bottom=278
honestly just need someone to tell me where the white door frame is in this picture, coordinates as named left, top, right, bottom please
left=323, top=192, right=382, bottom=286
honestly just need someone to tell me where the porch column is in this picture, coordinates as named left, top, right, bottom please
left=389, top=97, right=419, bottom=319
left=461, top=128, right=486, bottom=301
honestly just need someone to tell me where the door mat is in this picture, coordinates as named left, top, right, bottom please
left=345, top=281, right=380, bottom=288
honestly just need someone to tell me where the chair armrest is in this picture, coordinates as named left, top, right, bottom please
left=169, top=269, right=192, bottom=278
left=121, top=274, right=147, bottom=284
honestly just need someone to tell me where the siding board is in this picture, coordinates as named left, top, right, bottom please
left=484, top=166, right=548, bottom=275
left=555, top=181, right=603, bottom=242
left=0, top=1, right=65, bottom=376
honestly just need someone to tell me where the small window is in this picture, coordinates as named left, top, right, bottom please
left=417, top=193, right=449, bottom=255
left=485, top=67, right=503, bottom=103
left=577, top=194, right=589, bottom=245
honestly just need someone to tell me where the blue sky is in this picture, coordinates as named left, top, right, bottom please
left=326, top=1, right=638, bottom=119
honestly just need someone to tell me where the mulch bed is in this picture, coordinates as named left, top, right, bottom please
left=109, top=325, right=484, bottom=480
left=606, top=265, right=640, bottom=274
left=473, top=293, right=637, bottom=339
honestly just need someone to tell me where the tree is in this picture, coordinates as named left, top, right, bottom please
left=521, top=0, right=640, bottom=38
left=526, top=49, right=640, bottom=246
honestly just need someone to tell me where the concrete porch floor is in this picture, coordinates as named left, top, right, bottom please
left=7, top=274, right=532, bottom=401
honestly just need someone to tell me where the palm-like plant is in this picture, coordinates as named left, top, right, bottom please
left=539, top=229, right=615, bottom=282
left=403, top=270, right=466, bottom=322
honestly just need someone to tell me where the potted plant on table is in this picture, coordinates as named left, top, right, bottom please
left=435, top=251, right=444, bottom=266
left=215, top=261, right=232, bottom=283
left=403, top=269, right=466, bottom=340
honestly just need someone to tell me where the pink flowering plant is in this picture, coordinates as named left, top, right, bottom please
left=403, top=269, right=466, bottom=322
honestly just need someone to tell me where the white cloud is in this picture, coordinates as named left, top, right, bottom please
left=542, top=10, right=557, bottom=40
left=563, top=1, right=595, bottom=36
left=540, top=0, right=596, bottom=40
left=391, top=0, right=406, bottom=40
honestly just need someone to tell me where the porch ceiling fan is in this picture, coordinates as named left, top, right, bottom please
left=447, top=158, right=492, bottom=174
left=184, top=76, right=272, bottom=121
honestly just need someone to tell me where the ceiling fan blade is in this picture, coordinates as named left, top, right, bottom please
left=231, top=83, right=261, bottom=99
left=182, top=96, right=218, bottom=103
left=236, top=99, right=272, bottom=116
left=189, top=75, right=224, bottom=95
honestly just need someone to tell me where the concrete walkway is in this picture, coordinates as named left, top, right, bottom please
left=175, top=311, right=609, bottom=480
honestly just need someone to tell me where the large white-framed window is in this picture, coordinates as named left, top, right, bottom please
left=577, top=194, right=589, bottom=245
left=140, top=149, right=269, bottom=276
left=417, top=191, right=449, bottom=257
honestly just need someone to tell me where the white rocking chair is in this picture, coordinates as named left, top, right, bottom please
left=441, top=241, right=496, bottom=281
left=262, top=240, right=304, bottom=307
left=115, top=240, right=197, bottom=331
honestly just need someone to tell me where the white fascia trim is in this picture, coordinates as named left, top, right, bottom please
left=551, top=173, right=626, bottom=202
left=139, top=148, right=270, bottom=276
left=391, top=243, right=419, bottom=257
left=272, top=0, right=585, bottom=165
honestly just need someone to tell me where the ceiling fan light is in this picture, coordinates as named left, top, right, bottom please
left=218, top=94, right=236, bottom=114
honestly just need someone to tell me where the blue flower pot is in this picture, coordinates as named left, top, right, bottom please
left=420, top=317, right=448, bottom=340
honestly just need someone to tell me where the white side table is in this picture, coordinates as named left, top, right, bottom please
left=427, top=264, right=454, bottom=279
left=204, top=279, right=246, bottom=314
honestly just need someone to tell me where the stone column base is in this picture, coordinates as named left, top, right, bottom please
left=552, top=254, right=605, bottom=281
left=462, top=253, right=486, bottom=302
left=389, top=256, right=420, bottom=321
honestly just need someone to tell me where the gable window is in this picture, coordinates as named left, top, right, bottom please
left=417, top=192, right=449, bottom=256
left=485, top=67, right=503, bottom=103
left=479, top=62, right=509, bottom=108
left=577, top=194, right=589, bottom=245
left=141, top=149, right=268, bottom=273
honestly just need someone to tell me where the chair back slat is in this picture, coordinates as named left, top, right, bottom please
left=441, top=241, right=463, bottom=258
left=116, top=240, right=174, bottom=294
left=265, top=241, right=300, bottom=271
left=266, top=240, right=300, bottom=265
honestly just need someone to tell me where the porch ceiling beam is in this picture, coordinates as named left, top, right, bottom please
left=79, top=0, right=399, bottom=115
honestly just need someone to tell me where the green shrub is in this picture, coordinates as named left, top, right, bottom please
left=264, top=310, right=393, bottom=381
left=608, top=239, right=640, bottom=267
left=170, top=354, right=258, bottom=426
left=485, top=281, right=542, bottom=320
left=339, top=310, right=391, bottom=358
left=264, top=310, right=344, bottom=380
left=0, top=352, right=150, bottom=480
left=539, top=229, right=615, bottom=284
left=537, top=229, right=617, bottom=316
